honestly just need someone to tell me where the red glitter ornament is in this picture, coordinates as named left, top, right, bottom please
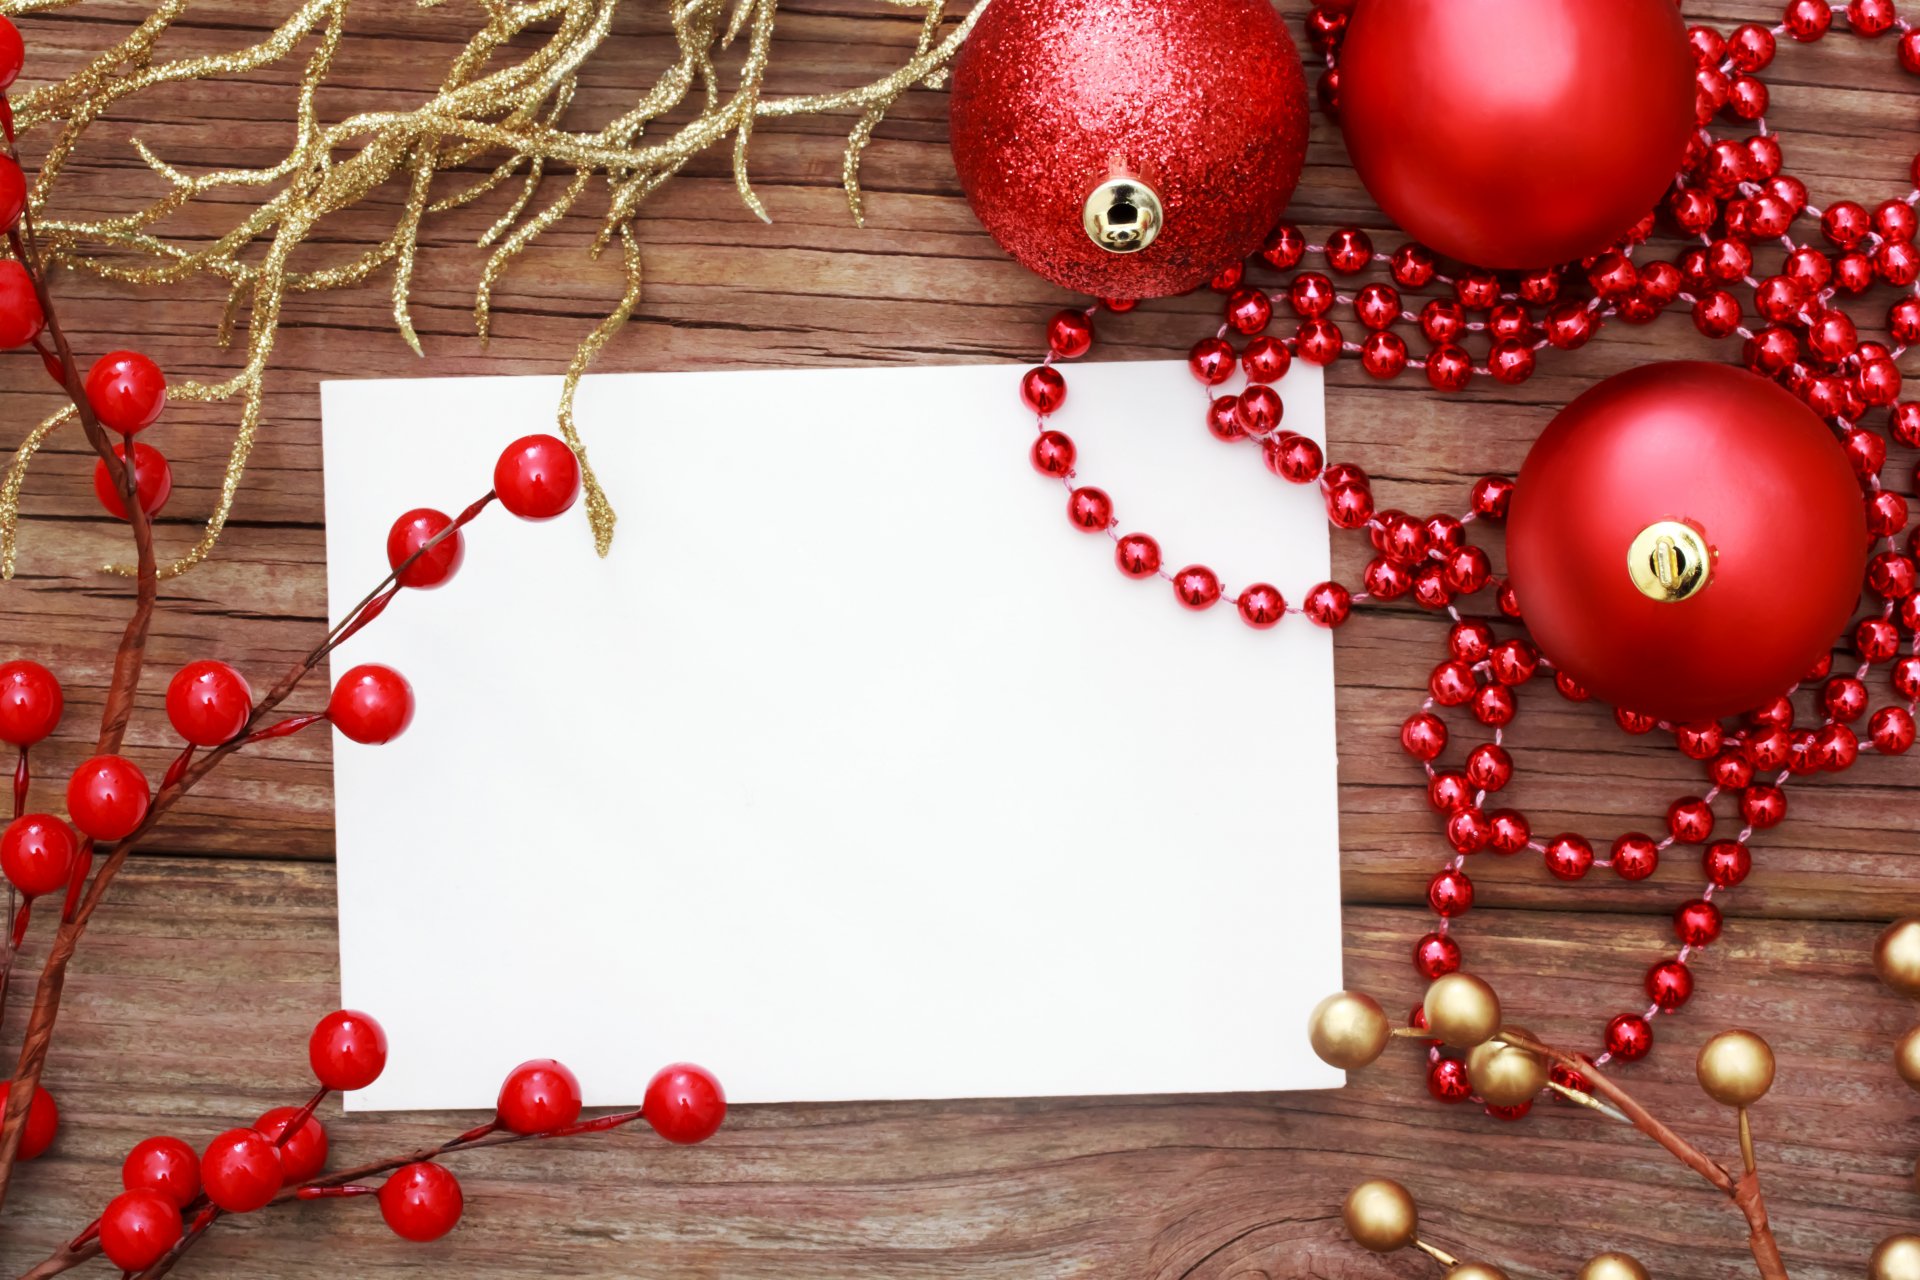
left=1336, top=0, right=1695, bottom=269
left=947, top=0, right=1309, bottom=298
left=1507, top=363, right=1868, bottom=722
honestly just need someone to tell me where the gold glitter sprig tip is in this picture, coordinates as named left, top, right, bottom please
left=0, top=0, right=988, bottom=576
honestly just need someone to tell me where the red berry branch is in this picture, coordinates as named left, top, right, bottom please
left=0, top=14, right=727, bottom=1267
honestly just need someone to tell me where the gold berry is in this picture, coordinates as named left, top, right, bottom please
left=1695, top=1029, right=1776, bottom=1108
left=1341, top=1178, right=1417, bottom=1253
left=1309, top=992, right=1392, bottom=1071
left=1578, top=1251, right=1651, bottom=1280
left=1871, top=1234, right=1920, bottom=1280
left=1896, top=1026, right=1920, bottom=1091
left=1466, top=1029, right=1547, bottom=1108
left=1423, top=972, right=1502, bottom=1049
left=1447, top=1265, right=1511, bottom=1280
left=1876, top=918, right=1920, bottom=998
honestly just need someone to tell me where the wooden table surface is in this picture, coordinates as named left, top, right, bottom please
left=1, top=1, right=1918, bottom=1276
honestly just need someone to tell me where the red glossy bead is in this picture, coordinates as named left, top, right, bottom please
left=1731, top=22, right=1776, bottom=70
left=1030, top=430, right=1076, bottom=478
left=1465, top=743, right=1511, bottom=792
left=1354, top=283, right=1401, bottom=331
left=1188, top=337, right=1236, bottom=386
left=1859, top=615, right=1903, bottom=662
left=1414, top=931, right=1461, bottom=979
left=254, top=1106, right=328, bottom=1185
left=1210, top=263, right=1245, bottom=294
left=1243, top=336, right=1291, bottom=384
left=1873, top=706, right=1916, bottom=754
left=1420, top=298, right=1465, bottom=344
left=1454, top=271, right=1501, bottom=311
left=122, top=1136, right=200, bottom=1209
left=1424, top=344, right=1471, bottom=393
left=200, top=1128, right=282, bottom=1212
left=1483, top=809, right=1529, bottom=855
left=1325, top=227, right=1374, bottom=274
left=1444, top=545, right=1492, bottom=595
left=1426, top=867, right=1473, bottom=917
left=1019, top=367, right=1066, bottom=416
left=1849, top=0, right=1899, bottom=35
left=1, top=814, right=78, bottom=899
left=1428, top=1055, right=1473, bottom=1103
left=493, top=434, right=580, bottom=520
left=0, top=260, right=45, bottom=349
left=1326, top=482, right=1373, bottom=530
left=1429, top=661, right=1476, bottom=707
left=1709, top=751, right=1754, bottom=791
left=1824, top=676, right=1870, bottom=723
left=1389, top=243, right=1435, bottom=287
left=1741, top=784, right=1786, bottom=829
left=1485, top=1099, right=1533, bottom=1122
left=1236, top=584, right=1286, bottom=629
left=1470, top=476, right=1514, bottom=521
left=1206, top=396, right=1244, bottom=442
left=1400, top=712, right=1447, bottom=761
left=1448, top=620, right=1492, bottom=663
left=1544, top=834, right=1593, bottom=881
left=1705, top=839, right=1752, bottom=887
left=1267, top=434, right=1323, bottom=484
left=1288, top=273, right=1335, bottom=319
left=0, top=660, right=63, bottom=747
left=1046, top=309, right=1093, bottom=359
left=1904, top=26, right=1920, bottom=69
left=1066, top=487, right=1112, bottom=533
left=1226, top=287, right=1273, bottom=335
left=1674, top=721, right=1723, bottom=760
left=328, top=664, right=414, bottom=745
left=1236, top=385, right=1283, bottom=436
left=66, top=754, right=149, bottom=841
left=1295, top=319, right=1343, bottom=367
left=1302, top=581, right=1351, bottom=628
left=380, top=1162, right=464, bottom=1242
left=1429, top=771, right=1472, bottom=813
left=1545, top=302, right=1594, bottom=350
left=309, top=1009, right=389, bottom=1091
left=386, top=508, right=465, bottom=590
left=1814, top=722, right=1860, bottom=771
left=1409, top=564, right=1452, bottom=611
left=1446, top=806, right=1491, bottom=854
left=1555, top=671, right=1590, bottom=701
left=1676, top=898, right=1723, bottom=948
left=84, top=352, right=167, bottom=435
left=1610, top=833, right=1660, bottom=881
left=1172, top=565, right=1222, bottom=611
left=1114, top=533, right=1161, bottom=580
left=1605, top=1014, right=1653, bottom=1062
left=1692, top=291, right=1741, bottom=340
left=92, top=443, right=172, bottom=521
left=165, top=660, right=253, bottom=747
left=99, top=1190, right=183, bottom=1272
left=1363, top=557, right=1413, bottom=600
left=644, top=1062, right=727, bottom=1144
left=1488, top=639, right=1537, bottom=686
left=1471, top=683, right=1516, bottom=727
left=1646, top=959, right=1693, bottom=1010
left=1667, top=796, right=1713, bottom=844
left=495, top=1058, right=585, bottom=1135
left=1895, top=656, right=1920, bottom=699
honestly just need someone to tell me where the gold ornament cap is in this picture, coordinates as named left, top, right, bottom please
left=1876, top=918, right=1920, bottom=998
left=1578, top=1252, right=1650, bottom=1280
left=1466, top=1028, right=1547, bottom=1107
left=1872, top=1234, right=1920, bottom=1280
left=1309, top=991, right=1392, bottom=1071
left=1696, top=1029, right=1776, bottom=1108
left=1082, top=177, right=1163, bottom=254
left=1423, top=972, right=1502, bottom=1049
left=1627, top=519, right=1711, bottom=602
left=1342, top=1178, right=1417, bottom=1253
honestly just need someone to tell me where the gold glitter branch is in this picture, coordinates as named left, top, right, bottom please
left=0, top=0, right=989, bottom=577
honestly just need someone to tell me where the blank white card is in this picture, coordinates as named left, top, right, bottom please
left=320, top=359, right=1344, bottom=1109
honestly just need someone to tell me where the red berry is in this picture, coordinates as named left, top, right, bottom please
left=386, top=508, right=465, bottom=589
left=99, top=1189, right=183, bottom=1272
left=254, top=1107, right=328, bottom=1185
left=379, top=1162, right=463, bottom=1242
left=0, top=1083, right=57, bottom=1158
left=92, top=443, right=173, bottom=521
left=327, top=664, right=414, bottom=745
left=0, top=16, right=22, bottom=91
left=84, top=352, right=167, bottom=435
left=0, top=659, right=63, bottom=746
left=309, top=1009, right=389, bottom=1091
left=165, top=660, right=253, bottom=747
left=493, top=434, right=580, bottom=520
left=0, top=155, right=23, bottom=234
left=496, top=1059, right=583, bottom=1135
left=0, top=260, right=44, bottom=349
left=65, top=754, right=149, bottom=841
left=199, top=1128, right=282, bottom=1213
left=122, top=1136, right=201, bottom=1209
left=1, top=814, right=77, bottom=899
left=643, top=1063, right=726, bottom=1144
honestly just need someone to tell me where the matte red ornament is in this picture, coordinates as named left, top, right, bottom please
left=947, top=0, right=1309, bottom=298
left=387, top=508, right=465, bottom=589
left=0, top=659, right=63, bottom=746
left=1507, top=363, right=1868, bottom=722
left=254, top=1106, right=328, bottom=1185
left=1337, top=0, right=1695, bottom=269
left=380, top=1162, right=464, bottom=1242
left=66, top=754, right=150, bottom=841
left=1, top=814, right=78, bottom=899
left=493, top=434, right=580, bottom=521
left=122, top=1135, right=201, bottom=1209
left=199, top=1128, right=283, bottom=1213
left=496, top=1059, right=583, bottom=1135
left=0, top=1082, right=56, bottom=1159
left=327, top=664, right=414, bottom=745
left=165, top=660, right=253, bottom=747
left=99, top=1189, right=183, bottom=1272
left=643, top=1062, right=726, bottom=1144
left=308, top=1008, right=389, bottom=1091
left=84, top=351, right=167, bottom=435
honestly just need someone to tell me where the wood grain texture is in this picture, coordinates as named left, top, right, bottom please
left=0, top=1, right=1918, bottom=1276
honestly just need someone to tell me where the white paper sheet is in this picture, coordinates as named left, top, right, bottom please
left=320, top=358, right=1344, bottom=1109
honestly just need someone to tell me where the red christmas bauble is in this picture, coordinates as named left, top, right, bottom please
left=1508, top=362, right=1867, bottom=722
left=948, top=0, right=1309, bottom=298
left=1338, top=0, right=1694, bottom=270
